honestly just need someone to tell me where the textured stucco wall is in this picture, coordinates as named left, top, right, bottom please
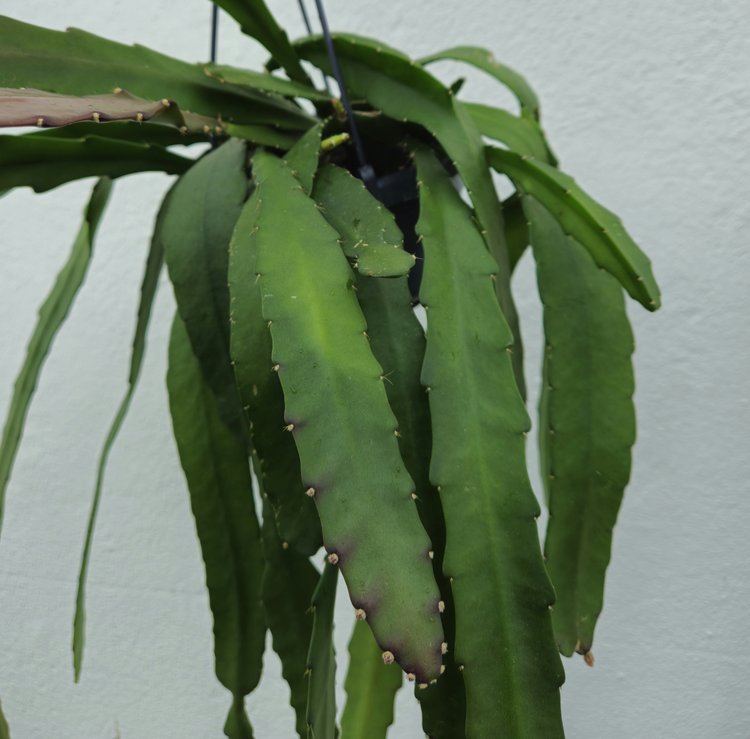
left=0, top=1, right=748, bottom=737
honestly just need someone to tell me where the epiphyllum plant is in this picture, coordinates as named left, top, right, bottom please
left=0, top=1, right=660, bottom=737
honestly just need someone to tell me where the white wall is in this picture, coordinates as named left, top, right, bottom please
left=0, top=1, right=748, bottom=737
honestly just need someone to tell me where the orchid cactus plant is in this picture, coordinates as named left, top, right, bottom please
left=0, top=2, right=659, bottom=737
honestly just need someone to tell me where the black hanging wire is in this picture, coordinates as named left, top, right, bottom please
left=210, top=4, right=219, bottom=63
left=308, top=0, right=375, bottom=185
left=208, top=6, right=220, bottom=147
left=297, top=0, right=331, bottom=94
left=296, top=0, right=315, bottom=36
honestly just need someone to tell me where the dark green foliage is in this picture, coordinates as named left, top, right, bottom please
left=355, top=273, right=467, bottom=736
left=295, top=34, right=527, bottom=394
left=259, top=497, right=320, bottom=737
left=0, top=178, right=111, bottom=536
left=503, top=193, right=531, bottom=272
left=0, top=8, right=659, bottom=737
left=420, top=45, right=540, bottom=117
left=222, top=122, right=297, bottom=149
left=0, top=134, right=188, bottom=192
left=229, top=187, right=322, bottom=555
left=312, top=164, right=416, bottom=277
left=341, top=620, right=402, bottom=738
left=337, top=194, right=466, bottom=733
left=306, top=564, right=339, bottom=739
left=73, top=182, right=171, bottom=680
left=419, top=47, right=559, bottom=163
left=314, top=163, right=466, bottom=729
left=415, top=148, right=564, bottom=737
left=352, top=274, right=437, bottom=542
left=525, top=198, right=635, bottom=657
left=251, top=149, right=444, bottom=682
left=0, top=698, right=8, bottom=739
left=206, top=64, right=329, bottom=102
left=464, top=102, right=553, bottom=162
left=167, top=315, right=264, bottom=738
left=163, top=139, right=249, bottom=438
left=0, top=16, right=311, bottom=129
left=487, top=146, right=661, bottom=309
left=212, top=0, right=309, bottom=84
left=29, top=119, right=211, bottom=147
left=284, top=122, right=324, bottom=194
